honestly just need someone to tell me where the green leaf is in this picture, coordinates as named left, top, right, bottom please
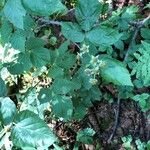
left=52, top=79, right=75, bottom=94
left=141, top=28, right=150, bottom=40
left=0, top=19, right=13, bottom=45
left=56, top=52, right=76, bottom=69
left=131, top=42, right=150, bottom=87
left=23, top=15, right=35, bottom=36
left=22, top=0, right=66, bottom=16
left=132, top=93, right=150, bottom=112
left=51, top=95, right=73, bottom=120
left=25, top=37, right=50, bottom=68
left=30, top=48, right=50, bottom=68
left=0, top=78, right=7, bottom=97
left=100, top=56, right=133, bottom=86
left=72, top=98, right=87, bottom=120
left=3, top=0, right=26, bottom=29
left=87, top=27, right=122, bottom=45
left=7, top=53, right=32, bottom=75
left=10, top=30, right=26, bottom=52
left=121, top=6, right=138, bottom=22
left=38, top=88, right=52, bottom=104
left=77, top=128, right=95, bottom=144
left=75, top=67, right=92, bottom=90
left=0, top=97, right=17, bottom=125
left=114, top=40, right=124, bottom=51
left=57, top=40, right=70, bottom=55
left=61, top=22, right=85, bottom=42
left=75, top=0, right=102, bottom=31
left=48, top=65, right=64, bottom=79
left=11, top=110, right=56, bottom=148
left=26, top=37, right=45, bottom=50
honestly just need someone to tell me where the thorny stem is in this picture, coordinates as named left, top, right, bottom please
left=107, top=97, right=121, bottom=143
left=108, top=15, right=150, bottom=143
left=37, top=18, right=62, bottom=26
left=33, top=8, right=75, bottom=28
left=124, top=15, right=150, bottom=61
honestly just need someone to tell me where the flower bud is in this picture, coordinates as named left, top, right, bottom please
left=89, top=78, right=98, bottom=85
left=80, top=44, right=89, bottom=53
left=98, top=60, right=106, bottom=67
left=85, top=68, right=92, bottom=76
left=90, top=55, right=99, bottom=65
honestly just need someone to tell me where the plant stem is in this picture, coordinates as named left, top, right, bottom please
left=124, top=15, right=150, bottom=61
left=107, top=97, right=121, bottom=143
left=37, top=18, right=62, bottom=26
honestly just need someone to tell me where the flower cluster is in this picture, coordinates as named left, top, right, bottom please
left=78, top=44, right=106, bottom=85
left=86, top=55, right=106, bottom=85
left=77, top=44, right=90, bottom=59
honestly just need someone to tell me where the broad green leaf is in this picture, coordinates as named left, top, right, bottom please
left=77, top=128, right=95, bottom=144
left=48, top=65, right=64, bottom=79
left=61, top=22, right=85, bottom=42
left=121, top=6, right=138, bottom=22
left=57, top=40, right=70, bottom=55
left=10, top=30, right=26, bottom=52
left=3, top=0, right=26, bottom=29
left=25, top=37, right=50, bottom=67
left=38, top=88, right=52, bottom=104
left=11, top=110, right=56, bottom=148
left=30, top=48, right=50, bottom=68
left=141, top=28, right=150, bottom=40
left=72, top=98, right=87, bottom=120
left=114, top=40, right=124, bottom=51
left=75, top=67, right=92, bottom=90
left=100, top=56, right=133, bottom=86
left=51, top=95, right=73, bottom=120
left=0, top=19, right=13, bottom=45
left=52, top=78, right=80, bottom=94
left=87, top=27, right=122, bottom=45
left=26, top=37, right=45, bottom=50
left=22, top=0, right=66, bottom=16
left=7, top=53, right=32, bottom=75
left=0, top=78, right=7, bottom=97
left=56, top=52, right=76, bottom=69
left=0, top=97, right=16, bottom=125
left=23, top=15, right=35, bottom=37
left=75, top=0, right=102, bottom=31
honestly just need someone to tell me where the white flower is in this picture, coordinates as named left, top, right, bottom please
left=98, top=60, right=106, bottom=67
left=89, top=78, right=98, bottom=85
left=85, top=68, right=92, bottom=76
left=80, top=44, right=89, bottom=53
left=90, top=55, right=99, bottom=65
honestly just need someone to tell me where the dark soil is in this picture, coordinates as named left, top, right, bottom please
left=51, top=100, right=149, bottom=150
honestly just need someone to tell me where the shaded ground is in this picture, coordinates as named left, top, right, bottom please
left=49, top=100, right=149, bottom=149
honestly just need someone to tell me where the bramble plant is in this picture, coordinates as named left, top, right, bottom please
left=0, top=0, right=150, bottom=149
